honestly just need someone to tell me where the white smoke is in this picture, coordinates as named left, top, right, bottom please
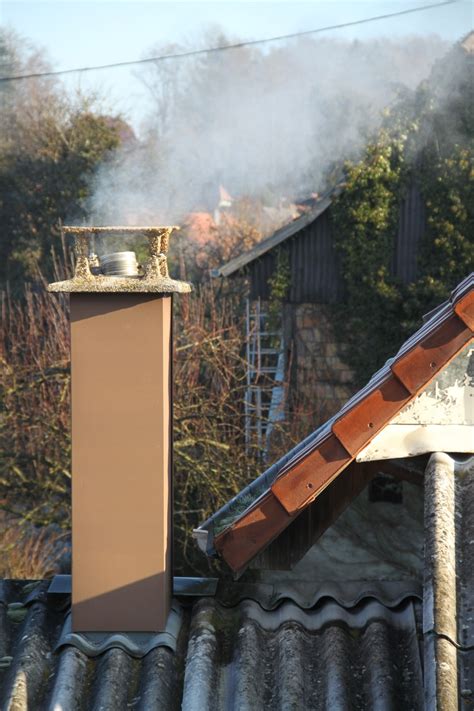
left=88, top=32, right=448, bottom=227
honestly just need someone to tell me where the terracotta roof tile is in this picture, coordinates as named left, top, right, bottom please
left=207, top=273, right=474, bottom=572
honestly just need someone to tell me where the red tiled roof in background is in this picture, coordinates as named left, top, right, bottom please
left=183, top=212, right=217, bottom=246
left=214, top=274, right=474, bottom=572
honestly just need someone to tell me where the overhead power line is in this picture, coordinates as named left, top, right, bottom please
left=0, top=0, right=458, bottom=83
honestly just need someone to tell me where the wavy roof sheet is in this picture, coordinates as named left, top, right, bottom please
left=0, top=580, right=422, bottom=710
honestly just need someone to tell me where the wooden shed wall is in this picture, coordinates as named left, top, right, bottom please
left=250, top=210, right=343, bottom=303
left=393, top=184, right=426, bottom=284
left=249, top=184, right=426, bottom=304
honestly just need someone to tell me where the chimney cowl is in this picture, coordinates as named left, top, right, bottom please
left=48, top=225, right=191, bottom=295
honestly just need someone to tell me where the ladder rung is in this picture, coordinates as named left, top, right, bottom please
left=254, top=348, right=281, bottom=355
left=249, top=367, right=278, bottom=374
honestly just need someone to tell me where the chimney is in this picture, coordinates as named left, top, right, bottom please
left=48, top=227, right=191, bottom=632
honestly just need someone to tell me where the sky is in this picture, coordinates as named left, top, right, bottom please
left=1, top=0, right=472, bottom=128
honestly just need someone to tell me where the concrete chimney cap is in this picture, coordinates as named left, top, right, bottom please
left=48, top=225, right=192, bottom=294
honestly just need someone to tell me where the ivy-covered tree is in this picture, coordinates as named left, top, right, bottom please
left=331, top=36, right=474, bottom=386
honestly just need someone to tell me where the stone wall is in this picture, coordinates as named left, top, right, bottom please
left=284, top=303, right=355, bottom=423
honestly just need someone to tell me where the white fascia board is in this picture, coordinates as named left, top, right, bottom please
left=357, top=424, right=474, bottom=462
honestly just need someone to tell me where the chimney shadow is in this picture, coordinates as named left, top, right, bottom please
left=73, top=572, right=171, bottom=633
left=70, top=293, right=165, bottom=322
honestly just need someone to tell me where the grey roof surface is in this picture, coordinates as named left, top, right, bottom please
left=0, top=579, right=423, bottom=710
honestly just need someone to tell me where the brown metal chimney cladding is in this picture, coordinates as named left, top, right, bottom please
left=48, top=227, right=191, bottom=632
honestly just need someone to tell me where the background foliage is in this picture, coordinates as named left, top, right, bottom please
left=331, top=40, right=474, bottom=386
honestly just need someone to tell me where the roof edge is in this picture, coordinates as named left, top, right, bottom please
left=217, top=185, right=341, bottom=278
left=209, top=274, right=474, bottom=572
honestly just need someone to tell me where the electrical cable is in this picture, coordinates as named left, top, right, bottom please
left=0, top=0, right=458, bottom=83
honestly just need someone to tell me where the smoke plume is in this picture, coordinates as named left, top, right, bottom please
left=88, top=32, right=448, bottom=228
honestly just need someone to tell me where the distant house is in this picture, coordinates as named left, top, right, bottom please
left=2, top=274, right=472, bottom=709
left=215, top=182, right=428, bottom=432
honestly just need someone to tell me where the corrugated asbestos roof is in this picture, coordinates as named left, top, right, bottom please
left=0, top=579, right=423, bottom=710
left=198, top=273, right=474, bottom=572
